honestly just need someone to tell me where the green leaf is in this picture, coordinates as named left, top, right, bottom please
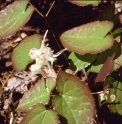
left=114, top=54, right=122, bottom=70
left=69, top=52, right=97, bottom=70
left=88, top=64, right=102, bottom=73
left=20, top=103, right=59, bottom=124
left=0, top=0, right=34, bottom=38
left=88, top=41, right=121, bottom=73
left=68, top=0, right=100, bottom=6
left=112, top=28, right=122, bottom=37
left=54, top=71, right=95, bottom=124
left=104, top=76, right=122, bottom=115
left=11, top=34, right=42, bottom=71
left=60, top=21, right=114, bottom=55
left=17, top=78, right=56, bottom=111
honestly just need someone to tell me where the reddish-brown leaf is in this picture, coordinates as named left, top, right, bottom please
left=95, top=53, right=115, bottom=82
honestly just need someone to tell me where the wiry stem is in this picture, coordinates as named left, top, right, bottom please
left=44, top=19, right=69, bottom=65
left=29, top=1, right=70, bottom=65
left=92, top=91, right=103, bottom=94
left=28, top=2, right=44, bottom=17
left=45, top=0, right=55, bottom=17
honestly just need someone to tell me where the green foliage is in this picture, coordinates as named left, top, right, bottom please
left=11, top=34, right=42, bottom=71
left=20, top=103, right=59, bottom=124
left=114, top=54, right=122, bottom=70
left=104, top=76, right=122, bottom=115
left=1, top=0, right=122, bottom=123
left=0, top=0, right=34, bottom=38
left=17, top=71, right=95, bottom=124
left=60, top=21, right=114, bottom=55
left=88, top=41, right=121, bottom=72
left=17, top=78, right=56, bottom=111
left=69, top=41, right=121, bottom=73
left=54, top=71, right=95, bottom=124
left=112, top=28, right=122, bottom=37
left=69, top=52, right=97, bottom=70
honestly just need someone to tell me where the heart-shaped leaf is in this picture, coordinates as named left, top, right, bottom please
left=20, top=103, right=59, bottom=124
left=17, top=78, right=56, bottom=111
left=54, top=70, right=95, bottom=124
left=69, top=52, right=97, bottom=70
left=60, top=21, right=114, bottom=55
left=11, top=34, right=42, bottom=71
left=0, top=0, right=34, bottom=38
left=68, top=0, right=100, bottom=6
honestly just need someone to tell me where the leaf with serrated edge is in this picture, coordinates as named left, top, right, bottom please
left=0, top=0, right=34, bottom=38
left=20, top=103, right=59, bottom=124
left=11, top=34, right=42, bottom=71
left=68, top=0, right=100, bottom=6
left=17, top=78, right=56, bottom=111
left=60, top=21, right=114, bottom=55
left=54, top=70, right=95, bottom=124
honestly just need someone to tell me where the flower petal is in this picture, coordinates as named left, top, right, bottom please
left=29, top=48, right=40, bottom=59
left=53, top=48, right=67, bottom=57
left=30, top=64, right=41, bottom=75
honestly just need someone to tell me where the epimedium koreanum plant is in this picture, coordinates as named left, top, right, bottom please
left=1, top=0, right=122, bottom=124
left=12, top=28, right=95, bottom=124
left=4, top=0, right=96, bottom=122
left=28, top=30, right=67, bottom=78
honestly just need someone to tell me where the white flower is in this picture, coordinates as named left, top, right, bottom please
left=110, top=94, right=116, bottom=102
left=29, top=30, right=67, bottom=77
left=30, top=64, right=41, bottom=75
left=99, top=92, right=107, bottom=102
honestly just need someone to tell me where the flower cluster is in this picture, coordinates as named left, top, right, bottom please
left=29, top=30, right=67, bottom=77
left=99, top=89, right=116, bottom=105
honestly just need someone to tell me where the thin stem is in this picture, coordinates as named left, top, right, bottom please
left=9, top=112, right=13, bottom=124
left=45, top=0, right=55, bottom=17
left=28, top=2, right=44, bottom=17
left=29, top=1, right=69, bottom=65
left=92, top=90, right=103, bottom=94
left=44, top=19, right=69, bottom=65
left=81, top=68, right=87, bottom=81
left=42, top=30, right=48, bottom=43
